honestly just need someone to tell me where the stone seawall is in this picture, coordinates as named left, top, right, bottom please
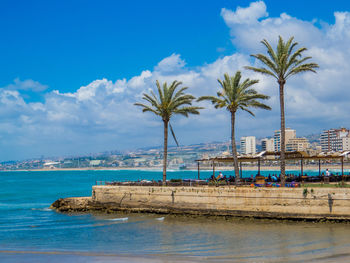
left=51, top=186, right=350, bottom=220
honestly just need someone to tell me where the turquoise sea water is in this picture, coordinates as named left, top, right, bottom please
left=1, top=169, right=350, bottom=263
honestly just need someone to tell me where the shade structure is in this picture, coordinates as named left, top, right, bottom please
left=196, top=151, right=350, bottom=163
left=196, top=151, right=350, bottom=178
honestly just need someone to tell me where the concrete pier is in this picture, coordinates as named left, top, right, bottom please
left=51, top=185, right=350, bottom=221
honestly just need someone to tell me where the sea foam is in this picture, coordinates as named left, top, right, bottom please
left=108, top=217, right=128, bottom=221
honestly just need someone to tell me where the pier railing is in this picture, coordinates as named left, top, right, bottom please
left=96, top=180, right=243, bottom=187
left=95, top=174, right=350, bottom=187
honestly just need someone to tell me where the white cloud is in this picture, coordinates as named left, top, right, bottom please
left=128, top=70, right=152, bottom=89
left=0, top=52, right=253, bottom=160
left=6, top=78, right=48, bottom=92
left=328, top=12, right=350, bottom=40
left=154, top=53, right=186, bottom=74
left=221, top=1, right=323, bottom=52
left=220, top=1, right=350, bottom=129
left=221, top=1, right=268, bottom=25
left=2, top=1, right=350, bottom=160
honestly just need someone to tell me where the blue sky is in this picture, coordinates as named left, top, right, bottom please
left=1, top=0, right=350, bottom=161
left=2, top=0, right=349, bottom=92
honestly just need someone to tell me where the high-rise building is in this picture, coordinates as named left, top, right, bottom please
left=261, top=138, right=275, bottom=152
left=320, top=128, right=350, bottom=152
left=286, top=138, right=310, bottom=151
left=274, top=128, right=296, bottom=151
left=342, top=137, right=350, bottom=151
left=240, top=136, right=256, bottom=155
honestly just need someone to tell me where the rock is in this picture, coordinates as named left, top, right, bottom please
left=50, top=197, right=92, bottom=212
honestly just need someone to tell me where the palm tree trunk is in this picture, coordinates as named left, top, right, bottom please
left=163, top=120, right=168, bottom=185
left=231, top=111, right=240, bottom=184
left=279, top=82, right=286, bottom=186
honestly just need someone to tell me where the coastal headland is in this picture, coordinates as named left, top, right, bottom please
left=51, top=185, right=350, bottom=221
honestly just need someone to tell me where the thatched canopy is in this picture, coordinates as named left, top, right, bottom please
left=196, top=151, right=350, bottom=163
left=194, top=151, right=350, bottom=179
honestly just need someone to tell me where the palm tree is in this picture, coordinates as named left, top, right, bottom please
left=197, top=71, right=271, bottom=184
left=245, top=36, right=318, bottom=186
left=135, top=80, right=201, bottom=184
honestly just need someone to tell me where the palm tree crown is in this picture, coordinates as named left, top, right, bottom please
left=135, top=80, right=201, bottom=184
left=245, top=36, right=319, bottom=83
left=198, top=71, right=271, bottom=182
left=135, top=80, right=201, bottom=122
left=199, top=72, right=271, bottom=114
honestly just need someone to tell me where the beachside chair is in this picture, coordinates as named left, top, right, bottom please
left=255, top=175, right=265, bottom=185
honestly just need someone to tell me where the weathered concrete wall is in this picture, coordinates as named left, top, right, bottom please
left=90, top=185, right=350, bottom=220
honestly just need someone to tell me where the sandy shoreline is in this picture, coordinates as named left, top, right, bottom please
left=3, top=250, right=342, bottom=263
left=0, top=250, right=227, bottom=263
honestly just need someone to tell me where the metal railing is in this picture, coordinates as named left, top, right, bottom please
left=95, top=175, right=350, bottom=187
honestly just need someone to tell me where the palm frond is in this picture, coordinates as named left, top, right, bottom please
left=244, top=66, right=277, bottom=79
left=239, top=106, right=255, bottom=116
left=134, top=103, right=160, bottom=115
left=261, top=39, right=278, bottom=65
left=169, top=122, right=179, bottom=147
left=251, top=54, right=278, bottom=73
left=247, top=100, right=272, bottom=110
left=165, top=80, right=182, bottom=103
left=156, top=80, right=164, bottom=103
left=286, top=63, right=319, bottom=79
left=173, top=106, right=202, bottom=117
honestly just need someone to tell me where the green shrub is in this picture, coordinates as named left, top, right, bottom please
left=303, top=188, right=308, bottom=198
left=170, top=179, right=182, bottom=183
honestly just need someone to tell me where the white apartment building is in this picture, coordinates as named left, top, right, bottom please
left=240, top=136, right=256, bottom=155
left=261, top=138, right=275, bottom=152
left=343, top=137, right=350, bottom=151
left=320, top=128, right=350, bottom=152
left=286, top=138, right=310, bottom=152
left=274, top=128, right=296, bottom=151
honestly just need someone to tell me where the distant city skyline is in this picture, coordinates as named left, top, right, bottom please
left=1, top=128, right=327, bottom=164
left=3, top=126, right=347, bottom=170
left=1, top=1, right=350, bottom=161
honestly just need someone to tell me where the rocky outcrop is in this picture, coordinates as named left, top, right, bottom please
left=50, top=197, right=92, bottom=212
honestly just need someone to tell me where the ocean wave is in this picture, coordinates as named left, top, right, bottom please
left=31, top=207, right=52, bottom=212
left=107, top=217, right=128, bottom=222
left=0, top=203, right=51, bottom=210
left=155, top=217, right=164, bottom=221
